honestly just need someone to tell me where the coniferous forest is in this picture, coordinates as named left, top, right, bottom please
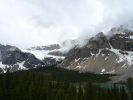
left=0, top=67, right=132, bottom=100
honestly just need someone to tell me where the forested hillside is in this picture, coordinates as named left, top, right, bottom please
left=0, top=67, right=132, bottom=100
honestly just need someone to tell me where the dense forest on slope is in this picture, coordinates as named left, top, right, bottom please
left=0, top=67, right=132, bottom=100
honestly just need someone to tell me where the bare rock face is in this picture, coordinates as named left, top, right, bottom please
left=58, top=27, right=133, bottom=82
left=59, top=32, right=111, bottom=67
left=87, top=32, right=111, bottom=49
left=0, top=68, right=2, bottom=73
left=1, top=46, right=44, bottom=66
left=109, top=33, right=133, bottom=51
left=0, top=44, right=47, bottom=73
left=108, top=25, right=133, bottom=51
left=50, top=34, right=110, bottom=67
left=43, top=57, right=62, bottom=67
left=23, top=54, right=45, bottom=68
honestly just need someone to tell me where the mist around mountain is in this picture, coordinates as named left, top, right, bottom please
left=1, top=25, right=133, bottom=100
left=1, top=25, right=133, bottom=82
left=1, top=0, right=133, bottom=99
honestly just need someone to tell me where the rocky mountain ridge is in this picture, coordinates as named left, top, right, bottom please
left=27, top=44, right=60, bottom=51
left=58, top=26, right=133, bottom=81
left=0, top=44, right=62, bottom=73
left=1, top=25, right=133, bottom=82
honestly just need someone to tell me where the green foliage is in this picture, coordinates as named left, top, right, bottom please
left=0, top=67, right=131, bottom=100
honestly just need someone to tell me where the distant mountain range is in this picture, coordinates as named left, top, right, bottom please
left=27, top=44, right=60, bottom=51
left=1, top=25, right=133, bottom=82
left=0, top=44, right=63, bottom=73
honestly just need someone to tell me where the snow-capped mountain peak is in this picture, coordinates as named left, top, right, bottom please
left=58, top=26, right=133, bottom=81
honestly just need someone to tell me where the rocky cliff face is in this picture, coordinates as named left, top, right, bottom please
left=58, top=26, right=133, bottom=81
left=1, top=25, right=133, bottom=82
left=0, top=44, right=60, bottom=73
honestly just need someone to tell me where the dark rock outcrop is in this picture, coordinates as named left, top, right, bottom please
left=109, top=33, right=133, bottom=51
left=27, top=44, right=60, bottom=51
left=43, top=57, right=62, bottom=67
left=0, top=44, right=46, bottom=72
left=59, top=32, right=111, bottom=68
left=0, top=45, right=44, bottom=66
left=23, top=54, right=44, bottom=68
left=87, top=32, right=111, bottom=49
left=58, top=26, right=133, bottom=82
left=63, top=32, right=110, bottom=62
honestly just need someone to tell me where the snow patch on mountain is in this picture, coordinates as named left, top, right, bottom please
left=0, top=62, right=9, bottom=73
left=0, top=61, right=28, bottom=73
left=110, top=48, right=133, bottom=65
left=23, top=49, right=65, bottom=60
left=17, top=61, right=28, bottom=70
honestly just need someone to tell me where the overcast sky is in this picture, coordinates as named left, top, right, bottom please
left=0, top=0, right=133, bottom=48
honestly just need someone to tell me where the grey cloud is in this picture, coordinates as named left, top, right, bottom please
left=0, top=0, right=133, bottom=48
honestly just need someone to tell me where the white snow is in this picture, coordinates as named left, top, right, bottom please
left=0, top=62, right=10, bottom=69
left=0, top=62, right=10, bottom=73
left=130, top=36, right=133, bottom=39
left=22, top=49, right=65, bottom=60
left=76, top=66, right=81, bottom=68
left=75, top=58, right=80, bottom=62
left=0, top=61, right=28, bottom=73
left=101, top=53, right=106, bottom=56
left=96, top=49, right=101, bottom=56
left=107, top=42, right=133, bottom=65
left=105, top=56, right=108, bottom=60
left=110, top=48, right=133, bottom=65
left=90, top=51, right=95, bottom=56
left=101, top=69, right=105, bottom=73
left=121, top=63, right=126, bottom=68
left=23, top=49, right=50, bottom=60
left=17, top=61, right=28, bottom=70
left=106, top=70, right=115, bottom=74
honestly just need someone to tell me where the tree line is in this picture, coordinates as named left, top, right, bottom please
left=0, top=67, right=132, bottom=100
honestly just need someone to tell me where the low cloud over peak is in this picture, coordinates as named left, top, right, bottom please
left=0, top=0, right=133, bottom=48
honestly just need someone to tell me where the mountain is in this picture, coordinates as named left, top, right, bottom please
left=48, top=38, right=89, bottom=57
left=1, top=25, right=133, bottom=82
left=26, top=43, right=65, bottom=59
left=27, top=44, right=60, bottom=51
left=58, top=26, right=133, bottom=82
left=0, top=44, right=62, bottom=73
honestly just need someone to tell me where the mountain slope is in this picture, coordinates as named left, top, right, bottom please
left=58, top=27, right=133, bottom=81
left=0, top=44, right=47, bottom=73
